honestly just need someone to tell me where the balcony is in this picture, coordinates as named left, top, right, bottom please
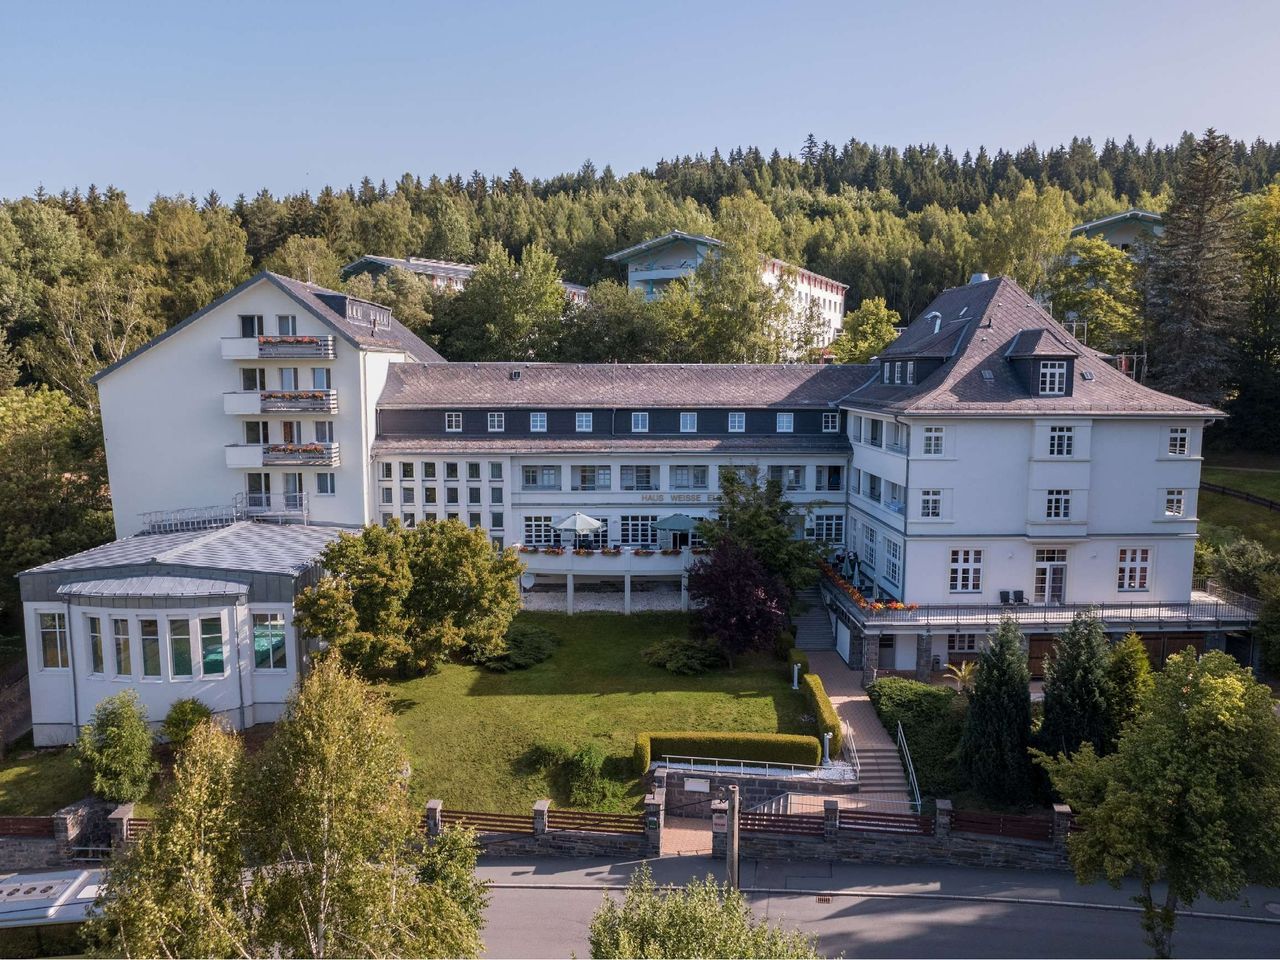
left=221, top=335, right=336, bottom=360
left=262, top=389, right=337, bottom=413
left=225, top=443, right=340, bottom=468
left=233, top=491, right=309, bottom=521
left=517, top=545, right=698, bottom=575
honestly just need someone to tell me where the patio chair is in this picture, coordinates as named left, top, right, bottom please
left=999, top=590, right=1012, bottom=605
left=1012, top=590, right=1028, bottom=605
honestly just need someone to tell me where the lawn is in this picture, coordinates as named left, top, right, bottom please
left=386, top=611, right=809, bottom=813
left=1202, top=466, right=1280, bottom=501
left=0, top=734, right=90, bottom=816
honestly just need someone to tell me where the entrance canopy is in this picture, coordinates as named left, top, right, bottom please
left=655, top=513, right=697, bottom=532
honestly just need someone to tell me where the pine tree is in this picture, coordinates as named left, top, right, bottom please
left=1146, top=129, right=1244, bottom=407
left=959, top=618, right=1032, bottom=805
left=1039, top=612, right=1112, bottom=758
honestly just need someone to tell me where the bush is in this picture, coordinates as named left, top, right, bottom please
left=76, top=691, right=157, bottom=803
left=634, top=732, right=822, bottom=775
left=479, top=623, right=559, bottom=672
left=526, top=738, right=573, bottom=770
left=788, top=649, right=809, bottom=676
left=641, top=634, right=723, bottom=675
left=867, top=677, right=967, bottom=797
left=567, top=742, right=607, bottom=806
left=1211, top=537, right=1280, bottom=595
left=773, top=627, right=797, bottom=660
left=161, top=698, right=213, bottom=749
left=801, top=674, right=842, bottom=757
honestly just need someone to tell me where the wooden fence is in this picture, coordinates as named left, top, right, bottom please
left=1201, top=481, right=1280, bottom=513
left=436, top=810, right=533, bottom=835
left=739, top=811, right=825, bottom=837
left=839, top=808, right=935, bottom=836
left=951, top=810, right=1054, bottom=843
left=545, top=809, right=645, bottom=835
left=125, top=818, right=153, bottom=842
left=0, top=815, right=55, bottom=838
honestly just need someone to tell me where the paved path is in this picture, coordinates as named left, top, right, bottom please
left=807, top=651, right=912, bottom=804
left=478, top=855, right=1280, bottom=959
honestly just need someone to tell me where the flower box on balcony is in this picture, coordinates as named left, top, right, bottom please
left=634, top=549, right=655, bottom=557
left=600, top=548, right=622, bottom=556
left=266, top=443, right=326, bottom=455
left=660, top=548, right=683, bottom=556
left=519, top=546, right=539, bottom=554
left=573, top=548, right=594, bottom=557
left=690, top=547, right=710, bottom=555
left=542, top=546, right=565, bottom=556
left=259, top=335, right=320, bottom=345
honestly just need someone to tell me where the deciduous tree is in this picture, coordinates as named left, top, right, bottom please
left=829, top=296, right=900, bottom=363
left=686, top=536, right=786, bottom=668
left=263, top=234, right=344, bottom=288
left=76, top=690, right=157, bottom=804
left=1046, top=236, right=1142, bottom=353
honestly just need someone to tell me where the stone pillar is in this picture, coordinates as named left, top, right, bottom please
left=861, top=633, right=881, bottom=686
left=533, top=799, right=551, bottom=835
left=644, top=789, right=665, bottom=857
left=566, top=573, right=575, bottom=616
left=651, top=765, right=667, bottom=794
left=915, top=632, right=933, bottom=681
left=425, top=799, right=443, bottom=837
left=107, top=802, right=135, bottom=850
left=710, top=798, right=728, bottom=859
left=823, top=798, right=840, bottom=841
left=1052, top=803, right=1073, bottom=851
left=934, top=798, right=953, bottom=839
left=624, top=574, right=632, bottom=615
left=52, top=799, right=99, bottom=862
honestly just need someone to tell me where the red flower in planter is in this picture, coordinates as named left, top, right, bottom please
left=519, top=546, right=539, bottom=554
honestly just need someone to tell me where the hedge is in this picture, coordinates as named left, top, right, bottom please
left=866, top=676, right=967, bottom=797
left=634, top=731, right=822, bottom=775
left=801, top=673, right=842, bottom=757
left=788, top=649, right=809, bottom=675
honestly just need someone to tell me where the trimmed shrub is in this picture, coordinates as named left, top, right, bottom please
left=479, top=623, right=559, bottom=672
left=161, top=698, right=213, bottom=749
left=641, top=634, right=723, bottom=675
left=801, top=674, right=842, bottom=756
left=788, top=649, right=809, bottom=676
left=76, top=690, right=157, bottom=803
left=567, top=742, right=607, bottom=806
left=634, top=731, right=822, bottom=775
left=867, top=676, right=967, bottom=797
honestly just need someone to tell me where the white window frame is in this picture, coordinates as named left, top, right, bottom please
left=905, top=361, right=915, bottom=385
left=619, top=514, right=658, bottom=546
left=445, top=412, right=463, bottom=433
left=487, top=412, right=505, bottom=433
left=631, top=411, right=649, bottom=433
left=806, top=514, right=845, bottom=542
left=530, top=412, right=547, bottom=433
left=1039, top=361, right=1067, bottom=396
left=679, top=411, right=697, bottom=433
left=922, top=426, right=944, bottom=457
left=523, top=515, right=556, bottom=546
left=728, top=412, right=746, bottom=433
left=920, top=488, right=942, bottom=519
left=822, top=411, right=839, bottom=433
left=948, top=548, right=983, bottom=593
left=1048, top=425, right=1074, bottom=458
left=1164, top=489, right=1185, bottom=517
left=776, top=412, right=794, bottom=433
left=1117, top=547, right=1151, bottom=592
left=316, top=472, right=336, bottom=496
left=575, top=411, right=593, bottom=432
left=862, top=526, right=878, bottom=569
left=251, top=611, right=289, bottom=671
left=37, top=611, right=69, bottom=670
left=1168, top=427, right=1189, bottom=456
left=1046, top=489, right=1072, bottom=520
left=885, top=539, right=902, bottom=585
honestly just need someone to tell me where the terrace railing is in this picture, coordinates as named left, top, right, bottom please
left=660, top=754, right=858, bottom=782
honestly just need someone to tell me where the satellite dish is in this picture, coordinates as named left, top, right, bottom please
left=520, top=573, right=536, bottom=590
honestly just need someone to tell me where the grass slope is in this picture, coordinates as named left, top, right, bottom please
left=387, top=611, right=808, bottom=813
left=0, top=735, right=90, bottom=816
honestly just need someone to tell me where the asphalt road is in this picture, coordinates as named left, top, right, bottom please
left=478, top=856, right=1280, bottom=959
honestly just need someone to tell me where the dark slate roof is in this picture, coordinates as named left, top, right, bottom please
left=92, top=272, right=441, bottom=383
left=21, top=522, right=349, bottom=578
left=378, top=362, right=875, bottom=410
left=605, top=230, right=723, bottom=262
left=840, top=276, right=1220, bottom=417
left=372, top=435, right=851, bottom=456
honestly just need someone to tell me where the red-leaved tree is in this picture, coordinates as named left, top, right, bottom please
left=687, top=536, right=787, bottom=667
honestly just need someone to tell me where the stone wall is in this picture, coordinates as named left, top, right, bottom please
left=654, top=766, right=860, bottom=817
left=424, top=796, right=662, bottom=859
left=0, top=835, right=61, bottom=871
left=0, top=798, right=112, bottom=872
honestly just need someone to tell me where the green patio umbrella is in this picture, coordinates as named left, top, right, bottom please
left=654, top=513, right=697, bottom=532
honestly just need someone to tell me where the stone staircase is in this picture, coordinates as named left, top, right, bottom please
left=793, top=587, right=835, bottom=651
left=851, top=743, right=912, bottom=797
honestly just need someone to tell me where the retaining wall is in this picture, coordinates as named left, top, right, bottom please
left=654, top=766, right=860, bottom=817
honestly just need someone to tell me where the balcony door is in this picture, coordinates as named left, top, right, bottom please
left=247, top=473, right=270, bottom=509
left=1033, top=549, right=1068, bottom=604
left=284, top=472, right=304, bottom=510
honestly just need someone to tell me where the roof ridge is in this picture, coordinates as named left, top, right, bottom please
left=150, top=521, right=243, bottom=563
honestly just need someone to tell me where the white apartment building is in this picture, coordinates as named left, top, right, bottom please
left=342, top=255, right=590, bottom=303
left=605, top=231, right=849, bottom=347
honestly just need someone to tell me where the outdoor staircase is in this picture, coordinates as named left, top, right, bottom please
left=793, top=587, right=836, bottom=651
left=852, top=744, right=912, bottom=796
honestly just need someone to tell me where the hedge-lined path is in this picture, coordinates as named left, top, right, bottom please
left=807, top=652, right=912, bottom=805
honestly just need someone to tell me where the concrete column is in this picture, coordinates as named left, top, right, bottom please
left=823, top=798, right=840, bottom=840
left=566, top=573, right=575, bottom=616
left=425, top=799, right=443, bottom=837
left=680, top=573, right=689, bottom=612
left=624, top=574, right=632, bottom=615
left=644, top=788, right=665, bottom=856
left=915, top=632, right=933, bottom=681
left=107, top=802, right=135, bottom=850
left=1052, top=803, right=1073, bottom=851
left=533, top=799, right=551, bottom=835
left=934, top=798, right=953, bottom=839
left=651, top=765, right=667, bottom=793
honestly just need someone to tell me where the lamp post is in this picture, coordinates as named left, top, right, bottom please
left=791, top=661, right=800, bottom=691
left=822, top=731, right=832, bottom=766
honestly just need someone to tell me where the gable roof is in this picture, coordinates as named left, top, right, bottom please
left=1070, top=208, right=1164, bottom=237
left=92, top=271, right=442, bottom=383
left=378, top=362, right=875, bottom=410
left=605, top=230, right=723, bottom=262
left=343, top=255, right=477, bottom=282
left=839, top=276, right=1220, bottom=418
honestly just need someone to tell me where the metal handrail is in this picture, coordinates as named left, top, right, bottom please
left=659, top=754, right=857, bottom=781
left=841, top=720, right=860, bottom=779
left=896, top=722, right=922, bottom=814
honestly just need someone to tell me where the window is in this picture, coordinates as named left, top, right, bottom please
left=922, top=426, right=944, bottom=456
left=806, top=514, right=845, bottom=541
left=379, top=462, right=393, bottom=481
left=947, top=634, right=979, bottom=653
left=200, top=617, right=224, bottom=676
left=39, top=612, right=68, bottom=669
left=445, top=412, right=462, bottom=432
left=572, top=465, right=611, bottom=491
left=862, top=526, right=878, bottom=569
left=446, top=487, right=459, bottom=505
left=815, top=465, right=843, bottom=492
left=463, top=462, right=479, bottom=481
left=469, top=512, right=482, bottom=528
left=920, top=489, right=942, bottom=519
left=281, top=420, right=303, bottom=444
left=240, top=314, right=264, bottom=337
left=885, top=539, right=902, bottom=585
left=882, top=363, right=891, bottom=384
left=522, top=465, right=561, bottom=490
left=253, top=613, right=287, bottom=670
left=768, top=465, right=805, bottom=491
left=317, top=472, right=336, bottom=496
left=621, top=465, right=658, bottom=491
left=728, top=412, right=746, bottom=433
left=1045, top=489, right=1072, bottom=520
left=1165, top=489, right=1185, bottom=517
left=631, top=411, right=649, bottom=433
left=445, top=462, right=459, bottom=481
left=241, top=367, right=266, bottom=391
left=680, top=412, right=697, bottom=433
left=491, top=511, right=504, bottom=529
left=1117, top=548, right=1151, bottom=592
left=620, top=515, right=658, bottom=546
left=1168, top=427, right=1189, bottom=456
left=1034, top=548, right=1069, bottom=603
left=400, top=461, right=415, bottom=480
left=670, top=465, right=709, bottom=490
left=893, top=362, right=903, bottom=385
left=140, top=619, right=161, bottom=677
left=530, top=412, right=547, bottom=432
left=277, top=314, right=296, bottom=335
left=524, top=515, right=556, bottom=546
left=113, top=618, right=131, bottom=676
left=424, top=488, right=438, bottom=504
left=311, top=367, right=331, bottom=389
left=423, top=462, right=437, bottom=480
left=488, top=486, right=502, bottom=504
left=1038, top=361, right=1067, bottom=396
left=87, top=616, right=104, bottom=674
left=401, top=486, right=416, bottom=505
left=776, top=412, right=794, bottom=433
left=380, top=487, right=394, bottom=505
left=280, top=367, right=299, bottom=390
left=468, top=487, right=481, bottom=505
left=865, top=473, right=882, bottom=502
left=949, top=549, right=983, bottom=593
left=487, top=412, right=505, bottom=432
left=489, top=462, right=502, bottom=480
left=822, top=411, right=839, bottom=433
left=245, top=420, right=269, bottom=444
left=169, top=619, right=192, bottom=677
left=315, top=421, right=334, bottom=443
left=1048, top=426, right=1074, bottom=457
left=575, top=411, right=593, bottom=432
left=905, top=361, right=915, bottom=385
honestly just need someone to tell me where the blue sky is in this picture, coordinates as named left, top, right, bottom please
left=3, top=0, right=1278, bottom=202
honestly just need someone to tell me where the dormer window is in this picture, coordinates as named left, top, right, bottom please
left=893, top=362, right=903, bottom=385
left=882, top=364, right=890, bottom=384
left=906, top=361, right=915, bottom=385
left=1038, top=361, right=1067, bottom=396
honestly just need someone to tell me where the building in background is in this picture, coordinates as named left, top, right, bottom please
left=342, top=255, right=589, bottom=303
left=1069, top=209, right=1164, bottom=252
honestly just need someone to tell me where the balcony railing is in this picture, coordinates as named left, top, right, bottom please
left=221, top=335, right=336, bottom=360
left=233, top=492, right=309, bottom=521
left=260, top=389, right=337, bottom=413
left=262, top=442, right=340, bottom=466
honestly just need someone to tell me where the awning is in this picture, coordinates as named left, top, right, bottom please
left=554, top=512, right=604, bottom=534
left=655, top=513, right=697, bottom=532
left=57, top=576, right=249, bottom=601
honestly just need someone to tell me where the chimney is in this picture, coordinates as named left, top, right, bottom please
left=969, top=272, right=990, bottom=285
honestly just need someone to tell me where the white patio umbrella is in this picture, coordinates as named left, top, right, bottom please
left=554, top=512, right=604, bottom=534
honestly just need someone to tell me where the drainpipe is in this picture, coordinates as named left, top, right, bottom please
left=65, top=600, right=81, bottom=734
left=232, top=600, right=247, bottom=731
left=896, top=416, right=910, bottom=604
